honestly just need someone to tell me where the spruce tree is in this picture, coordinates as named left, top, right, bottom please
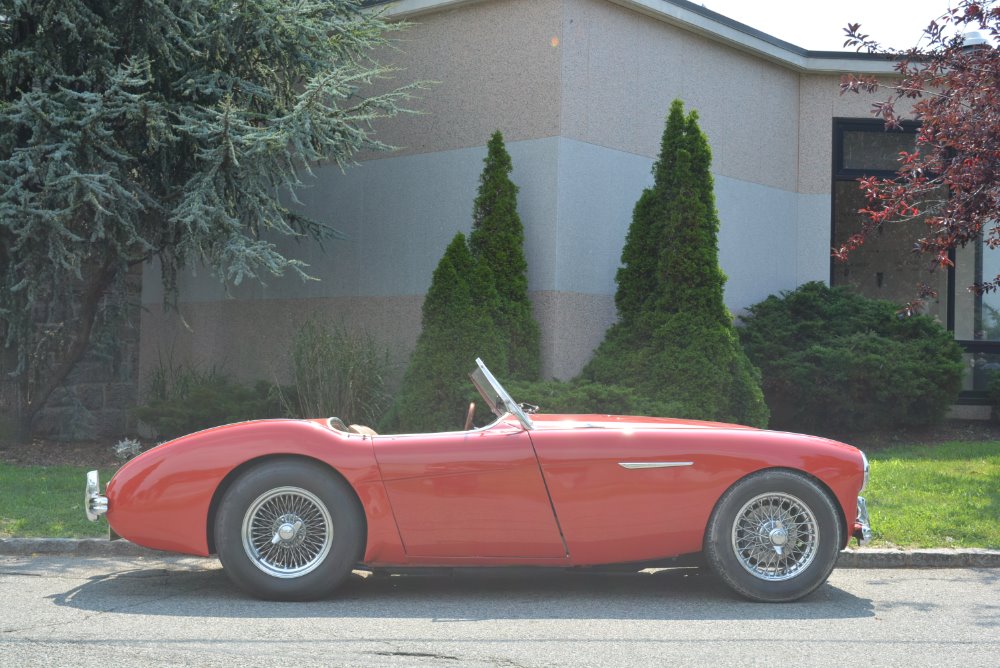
left=468, top=131, right=541, bottom=380
left=0, top=0, right=421, bottom=438
left=388, top=233, right=506, bottom=433
left=583, top=100, right=768, bottom=427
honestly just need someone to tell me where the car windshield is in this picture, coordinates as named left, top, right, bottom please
left=468, top=358, right=533, bottom=431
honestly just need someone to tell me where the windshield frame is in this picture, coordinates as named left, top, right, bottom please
left=469, top=358, right=534, bottom=431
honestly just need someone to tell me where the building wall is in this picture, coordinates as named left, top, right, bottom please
left=362, top=0, right=565, bottom=155
left=139, top=0, right=895, bottom=391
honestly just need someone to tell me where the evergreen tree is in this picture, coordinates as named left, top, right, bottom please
left=468, top=131, right=541, bottom=380
left=614, top=102, right=688, bottom=325
left=583, top=100, right=768, bottom=427
left=387, top=233, right=506, bottom=433
left=0, top=0, right=421, bottom=437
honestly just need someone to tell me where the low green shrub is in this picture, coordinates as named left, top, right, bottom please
left=135, top=360, right=285, bottom=439
left=739, top=282, right=963, bottom=433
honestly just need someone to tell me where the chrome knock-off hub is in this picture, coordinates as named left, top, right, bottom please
left=277, top=522, right=297, bottom=542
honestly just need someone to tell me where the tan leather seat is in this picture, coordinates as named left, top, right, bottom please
left=348, top=424, right=378, bottom=436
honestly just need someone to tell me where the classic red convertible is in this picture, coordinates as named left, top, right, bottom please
left=86, top=359, right=871, bottom=602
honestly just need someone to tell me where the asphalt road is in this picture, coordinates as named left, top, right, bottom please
left=0, top=555, right=997, bottom=667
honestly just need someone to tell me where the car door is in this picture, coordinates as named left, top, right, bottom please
left=372, top=422, right=567, bottom=560
left=530, top=427, right=717, bottom=564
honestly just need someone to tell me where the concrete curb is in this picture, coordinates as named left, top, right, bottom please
left=2, top=538, right=1000, bottom=568
left=836, top=548, right=1000, bottom=569
left=0, top=538, right=164, bottom=558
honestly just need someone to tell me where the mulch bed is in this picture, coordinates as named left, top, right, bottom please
left=0, top=438, right=130, bottom=468
left=829, top=420, right=1000, bottom=452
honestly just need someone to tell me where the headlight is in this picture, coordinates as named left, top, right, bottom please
left=859, top=450, right=870, bottom=493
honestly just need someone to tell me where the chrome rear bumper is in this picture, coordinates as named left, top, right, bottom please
left=85, top=470, right=108, bottom=522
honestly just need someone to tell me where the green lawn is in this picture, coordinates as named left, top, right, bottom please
left=1, top=441, right=998, bottom=548
left=0, top=464, right=115, bottom=538
left=863, top=440, right=1000, bottom=549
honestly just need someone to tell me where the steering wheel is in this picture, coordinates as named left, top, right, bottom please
left=464, top=402, right=476, bottom=431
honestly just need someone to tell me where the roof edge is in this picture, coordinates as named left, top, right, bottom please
left=363, top=0, right=899, bottom=74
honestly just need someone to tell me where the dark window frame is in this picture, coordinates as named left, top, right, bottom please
left=832, top=117, right=921, bottom=181
left=830, top=117, right=926, bottom=288
left=830, top=117, right=1000, bottom=401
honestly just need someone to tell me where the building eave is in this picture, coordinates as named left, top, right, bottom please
left=363, top=0, right=900, bottom=75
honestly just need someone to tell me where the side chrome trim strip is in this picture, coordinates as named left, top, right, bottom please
left=618, top=461, right=694, bottom=470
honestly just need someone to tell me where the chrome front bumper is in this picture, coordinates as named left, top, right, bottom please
left=854, top=496, right=873, bottom=545
left=85, top=470, right=108, bottom=522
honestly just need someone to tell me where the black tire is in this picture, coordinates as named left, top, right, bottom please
left=214, top=459, right=364, bottom=601
left=704, top=469, right=842, bottom=602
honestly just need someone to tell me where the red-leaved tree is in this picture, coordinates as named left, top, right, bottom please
left=839, top=1, right=1000, bottom=305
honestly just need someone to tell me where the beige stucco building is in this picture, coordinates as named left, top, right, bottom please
left=140, top=0, right=990, bottom=404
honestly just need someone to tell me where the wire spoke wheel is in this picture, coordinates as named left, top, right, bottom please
left=241, top=486, right=334, bottom=579
left=731, top=491, right=818, bottom=581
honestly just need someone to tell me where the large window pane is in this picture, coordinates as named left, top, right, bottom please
left=831, top=181, right=949, bottom=323
left=965, top=351, right=1000, bottom=391
left=841, top=129, right=917, bottom=172
left=968, top=236, right=1000, bottom=341
left=959, top=241, right=1000, bottom=390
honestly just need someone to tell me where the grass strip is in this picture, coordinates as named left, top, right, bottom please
left=0, top=463, right=114, bottom=538
left=863, top=440, right=1000, bottom=549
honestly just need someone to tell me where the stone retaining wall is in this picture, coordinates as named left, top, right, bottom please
left=2, top=266, right=142, bottom=442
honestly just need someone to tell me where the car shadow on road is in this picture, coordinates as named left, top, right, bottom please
left=47, top=563, right=875, bottom=621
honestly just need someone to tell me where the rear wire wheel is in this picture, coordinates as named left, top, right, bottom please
left=215, top=459, right=364, bottom=600
left=705, top=470, right=842, bottom=602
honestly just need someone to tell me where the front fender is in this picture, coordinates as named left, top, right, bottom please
left=104, top=420, right=391, bottom=556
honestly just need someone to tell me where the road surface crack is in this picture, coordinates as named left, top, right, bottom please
left=370, top=651, right=461, bottom=660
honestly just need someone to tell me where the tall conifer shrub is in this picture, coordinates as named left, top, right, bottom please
left=387, top=234, right=506, bottom=433
left=388, top=132, right=547, bottom=432
left=583, top=100, right=768, bottom=427
left=469, top=131, right=541, bottom=380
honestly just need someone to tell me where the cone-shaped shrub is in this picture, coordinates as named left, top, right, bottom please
left=582, top=100, right=768, bottom=427
left=387, top=233, right=507, bottom=433
left=469, top=131, right=541, bottom=380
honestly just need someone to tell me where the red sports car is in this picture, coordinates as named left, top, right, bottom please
left=86, top=358, right=872, bottom=602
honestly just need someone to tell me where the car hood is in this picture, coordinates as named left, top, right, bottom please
left=525, top=413, right=858, bottom=456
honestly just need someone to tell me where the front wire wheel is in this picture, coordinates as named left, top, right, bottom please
left=242, top=486, right=333, bottom=578
left=731, top=492, right=818, bottom=581
left=705, top=470, right=842, bottom=602
left=215, top=459, right=364, bottom=600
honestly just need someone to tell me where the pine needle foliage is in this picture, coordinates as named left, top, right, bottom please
left=582, top=100, right=769, bottom=427
left=0, top=0, right=423, bottom=436
left=468, top=131, right=541, bottom=380
left=386, top=233, right=506, bottom=433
